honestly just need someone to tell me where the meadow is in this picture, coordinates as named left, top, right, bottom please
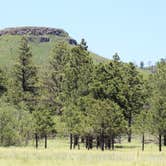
left=0, top=138, right=166, bottom=166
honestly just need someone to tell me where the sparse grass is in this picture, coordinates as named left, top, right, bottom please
left=138, top=68, right=151, bottom=79
left=0, top=35, right=107, bottom=69
left=0, top=138, right=166, bottom=166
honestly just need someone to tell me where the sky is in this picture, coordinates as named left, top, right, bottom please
left=1, top=0, right=166, bottom=66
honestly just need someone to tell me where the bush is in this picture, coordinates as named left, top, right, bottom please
left=0, top=103, right=34, bottom=146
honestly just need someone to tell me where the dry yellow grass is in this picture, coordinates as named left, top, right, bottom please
left=0, top=138, right=166, bottom=166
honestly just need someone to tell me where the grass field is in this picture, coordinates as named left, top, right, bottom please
left=0, top=138, right=166, bottom=166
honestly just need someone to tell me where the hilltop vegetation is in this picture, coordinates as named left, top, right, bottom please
left=0, top=27, right=107, bottom=68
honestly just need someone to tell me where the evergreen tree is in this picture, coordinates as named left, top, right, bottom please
left=11, top=37, right=38, bottom=111
left=133, top=108, right=151, bottom=151
left=63, top=44, right=94, bottom=149
left=43, top=41, right=70, bottom=114
left=150, top=60, right=166, bottom=151
left=90, top=55, right=128, bottom=150
left=33, top=108, right=55, bottom=148
left=0, top=102, right=33, bottom=146
left=112, top=52, right=120, bottom=62
left=87, top=98, right=126, bottom=151
left=123, top=62, right=146, bottom=142
left=92, top=55, right=146, bottom=143
left=0, top=68, right=7, bottom=97
left=80, top=38, right=88, bottom=50
left=140, top=61, right=144, bottom=69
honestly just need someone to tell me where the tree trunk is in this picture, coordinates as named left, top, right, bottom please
left=70, top=133, right=73, bottom=150
left=35, top=133, right=38, bottom=149
left=87, top=136, right=90, bottom=150
left=128, top=113, right=132, bottom=143
left=73, top=135, right=76, bottom=149
left=107, top=136, right=111, bottom=150
left=89, top=136, right=93, bottom=149
left=81, top=137, right=84, bottom=143
left=44, top=134, right=47, bottom=149
left=85, top=136, right=88, bottom=149
left=96, top=136, right=100, bottom=149
left=105, top=136, right=110, bottom=150
left=159, top=134, right=162, bottom=152
left=163, top=134, right=166, bottom=146
left=73, top=135, right=79, bottom=149
left=111, top=135, right=115, bottom=150
left=25, top=136, right=29, bottom=146
left=1, top=136, right=3, bottom=145
left=78, top=136, right=80, bottom=150
left=142, top=133, right=144, bottom=151
left=101, top=133, right=104, bottom=151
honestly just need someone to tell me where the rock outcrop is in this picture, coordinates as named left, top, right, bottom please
left=0, top=27, right=68, bottom=37
left=0, top=26, right=77, bottom=45
left=68, top=38, right=77, bottom=45
left=39, top=37, right=50, bottom=42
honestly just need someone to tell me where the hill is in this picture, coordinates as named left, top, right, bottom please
left=0, top=27, right=108, bottom=68
left=0, top=26, right=149, bottom=79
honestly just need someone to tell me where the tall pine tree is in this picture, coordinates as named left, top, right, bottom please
left=11, top=37, right=38, bottom=111
left=150, top=59, right=166, bottom=151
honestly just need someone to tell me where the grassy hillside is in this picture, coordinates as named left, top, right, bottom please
left=0, top=34, right=107, bottom=68
left=0, top=32, right=149, bottom=79
left=138, top=68, right=151, bottom=79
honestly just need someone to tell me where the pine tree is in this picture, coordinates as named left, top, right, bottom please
left=123, top=62, right=146, bottom=142
left=11, top=37, right=38, bottom=111
left=33, top=108, right=55, bottom=149
left=80, top=38, right=88, bottom=50
left=140, top=61, right=144, bottom=69
left=63, top=44, right=94, bottom=149
left=133, top=108, right=151, bottom=151
left=0, top=68, right=7, bottom=97
left=43, top=41, right=70, bottom=114
left=87, top=98, right=126, bottom=151
left=150, top=60, right=166, bottom=151
left=92, top=55, right=146, bottom=143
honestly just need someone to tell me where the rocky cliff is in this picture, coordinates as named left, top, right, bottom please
left=0, top=26, right=77, bottom=45
left=0, top=27, right=68, bottom=36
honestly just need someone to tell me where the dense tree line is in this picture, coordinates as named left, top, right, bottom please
left=0, top=37, right=166, bottom=151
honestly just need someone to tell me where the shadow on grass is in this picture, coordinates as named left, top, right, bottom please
left=115, top=145, right=139, bottom=149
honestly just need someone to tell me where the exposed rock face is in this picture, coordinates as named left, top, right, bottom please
left=0, top=27, right=68, bottom=37
left=0, top=26, right=77, bottom=45
left=39, top=37, right=50, bottom=42
left=68, top=38, right=77, bottom=45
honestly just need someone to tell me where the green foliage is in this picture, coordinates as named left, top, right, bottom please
left=82, top=98, right=126, bottom=137
left=43, top=41, right=70, bottom=114
left=150, top=60, right=166, bottom=135
left=62, top=45, right=94, bottom=135
left=10, top=37, right=38, bottom=111
left=0, top=35, right=107, bottom=68
left=91, top=56, right=147, bottom=142
left=0, top=33, right=157, bottom=150
left=80, top=38, right=88, bottom=50
left=123, top=63, right=146, bottom=116
left=0, top=68, right=7, bottom=96
left=33, top=109, right=56, bottom=136
left=62, top=102, right=84, bottom=135
left=0, top=102, right=33, bottom=146
left=133, top=109, right=152, bottom=135
left=64, top=45, right=93, bottom=99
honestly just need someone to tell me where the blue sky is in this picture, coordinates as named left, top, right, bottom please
left=1, top=0, right=166, bottom=65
